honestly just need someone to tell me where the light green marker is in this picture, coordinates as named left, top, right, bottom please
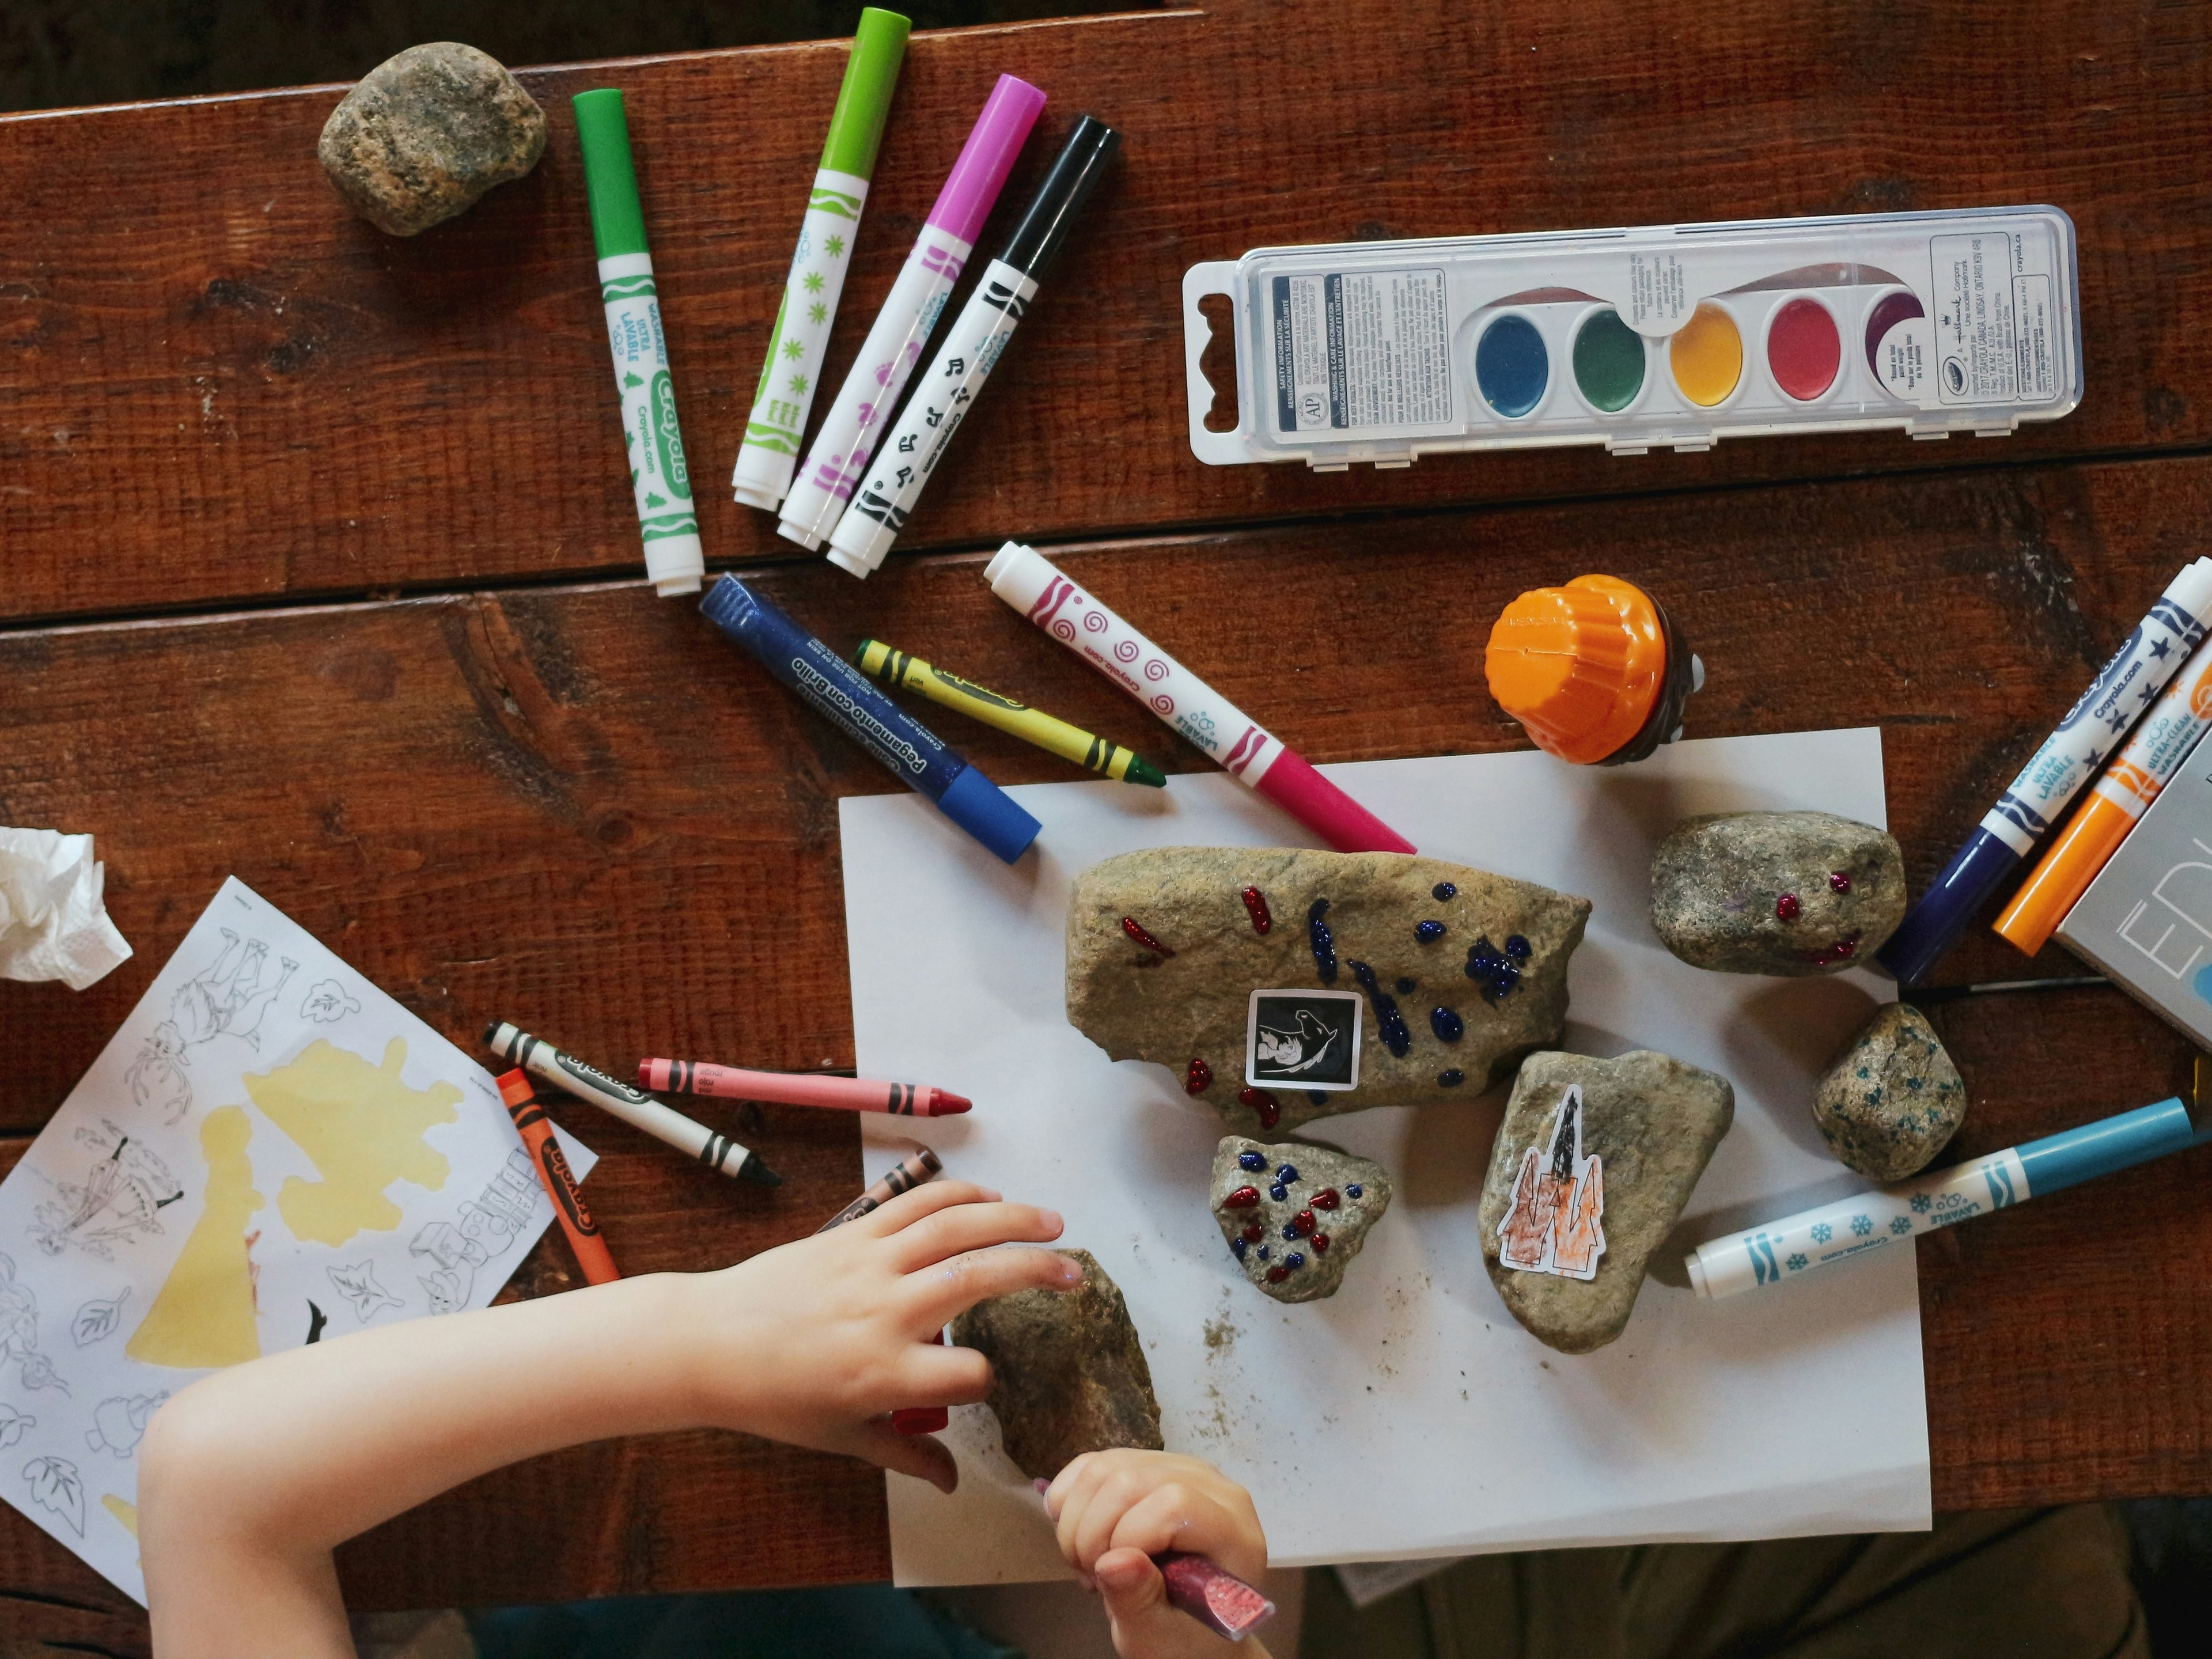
left=574, top=88, right=702, bottom=597
left=730, top=8, right=910, bottom=513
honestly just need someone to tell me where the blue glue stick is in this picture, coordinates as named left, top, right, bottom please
left=700, top=575, right=1040, bottom=864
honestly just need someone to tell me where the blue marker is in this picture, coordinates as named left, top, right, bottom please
left=699, top=576, right=1040, bottom=863
left=1877, top=559, right=2212, bottom=985
left=1686, top=1096, right=2211, bottom=1298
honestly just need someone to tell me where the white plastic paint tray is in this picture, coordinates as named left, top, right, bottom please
left=1182, top=206, right=2081, bottom=469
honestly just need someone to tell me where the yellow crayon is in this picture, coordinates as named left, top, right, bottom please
left=854, top=640, right=1168, bottom=786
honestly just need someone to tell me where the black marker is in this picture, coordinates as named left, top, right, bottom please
left=484, top=1021, right=779, bottom=1187
left=825, top=114, right=1122, bottom=577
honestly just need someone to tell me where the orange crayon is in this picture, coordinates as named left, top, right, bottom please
left=1997, top=634, right=2212, bottom=955
left=497, top=1069, right=620, bottom=1286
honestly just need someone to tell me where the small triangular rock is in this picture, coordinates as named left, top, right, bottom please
left=1210, top=1138, right=1392, bottom=1304
left=951, top=1248, right=1161, bottom=1480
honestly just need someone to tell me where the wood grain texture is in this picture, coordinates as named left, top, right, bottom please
left=7, top=0, right=2212, bottom=624
left=6, top=452, right=2212, bottom=1609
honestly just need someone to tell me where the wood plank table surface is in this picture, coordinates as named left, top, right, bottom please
left=4, top=0, right=2210, bottom=1646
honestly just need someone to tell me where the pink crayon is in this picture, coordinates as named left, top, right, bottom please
left=778, top=74, right=1046, bottom=551
left=984, top=541, right=1416, bottom=854
left=639, top=1058, right=972, bottom=1117
left=1157, top=1552, right=1277, bottom=1641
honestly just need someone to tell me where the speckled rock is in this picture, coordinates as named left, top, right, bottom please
left=318, top=43, right=546, bottom=236
left=1650, top=811, right=1904, bottom=976
left=951, top=1249, right=1161, bottom=1480
left=1812, top=1003, right=1967, bottom=1180
left=1480, top=1050, right=1733, bottom=1354
left=1209, top=1138, right=1392, bottom=1303
left=1067, top=848, right=1590, bottom=1133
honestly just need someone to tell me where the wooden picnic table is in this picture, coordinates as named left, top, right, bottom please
left=3, top=0, right=2210, bottom=1647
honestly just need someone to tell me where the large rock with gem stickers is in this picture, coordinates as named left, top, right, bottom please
left=1479, top=1050, right=1733, bottom=1354
left=950, top=1248, right=1163, bottom=1480
left=1209, top=1137, right=1392, bottom=1303
left=1066, top=848, right=1590, bottom=1134
left=1649, top=811, right=1905, bottom=976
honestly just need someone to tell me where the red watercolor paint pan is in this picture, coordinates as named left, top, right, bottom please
left=1766, top=296, right=1842, bottom=402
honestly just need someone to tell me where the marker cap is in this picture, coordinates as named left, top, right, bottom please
left=1873, top=827, right=2020, bottom=985
left=820, top=9, right=912, bottom=178
left=1252, top=748, right=1417, bottom=855
left=2016, top=1096, right=2209, bottom=1195
left=937, top=764, right=1043, bottom=864
left=1993, top=792, right=2136, bottom=956
left=926, top=75, right=1048, bottom=246
left=572, top=89, right=650, bottom=260
left=999, top=115, right=1121, bottom=278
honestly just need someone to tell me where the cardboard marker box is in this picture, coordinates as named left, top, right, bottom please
left=2056, top=727, right=2212, bottom=1047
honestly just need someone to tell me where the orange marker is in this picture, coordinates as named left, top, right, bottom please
left=1484, top=575, right=1703, bottom=765
left=1997, top=634, right=2212, bottom=955
left=497, top=1069, right=620, bottom=1286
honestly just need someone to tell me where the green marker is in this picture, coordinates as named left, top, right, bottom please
left=731, top=9, right=910, bottom=513
left=574, top=88, right=703, bottom=597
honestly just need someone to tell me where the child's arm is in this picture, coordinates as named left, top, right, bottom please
left=139, top=1181, right=1074, bottom=1659
left=1044, top=1449, right=1274, bottom=1659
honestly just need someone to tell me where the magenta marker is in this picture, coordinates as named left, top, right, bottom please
left=778, top=75, right=1046, bottom=551
left=985, top=542, right=1416, bottom=854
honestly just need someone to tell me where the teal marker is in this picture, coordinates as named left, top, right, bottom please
left=574, top=88, right=703, bottom=597
left=1687, top=1096, right=2211, bottom=1298
left=732, top=9, right=910, bottom=513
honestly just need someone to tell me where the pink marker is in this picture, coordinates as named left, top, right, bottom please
left=984, top=542, right=1415, bottom=854
left=778, top=75, right=1046, bottom=551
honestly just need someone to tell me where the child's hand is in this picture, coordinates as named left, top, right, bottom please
left=677, top=1180, right=1077, bottom=1494
left=1045, top=1449, right=1271, bottom=1659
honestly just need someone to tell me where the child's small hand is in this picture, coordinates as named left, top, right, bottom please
left=1045, top=1449, right=1270, bottom=1659
left=677, top=1180, right=1078, bottom=1494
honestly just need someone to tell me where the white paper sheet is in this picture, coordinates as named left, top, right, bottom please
left=840, top=730, right=1930, bottom=1582
left=0, top=877, right=592, bottom=1601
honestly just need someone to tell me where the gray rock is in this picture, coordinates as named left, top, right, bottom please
left=1479, top=1050, right=1733, bottom=1354
left=1209, top=1138, right=1392, bottom=1304
left=318, top=44, right=546, bottom=236
left=1067, top=848, right=1591, bottom=1133
left=1812, top=1002, right=1966, bottom=1180
left=950, top=1249, right=1161, bottom=1480
left=1650, top=811, right=1904, bottom=976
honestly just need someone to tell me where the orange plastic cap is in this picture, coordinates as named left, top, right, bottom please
left=1485, top=575, right=1669, bottom=764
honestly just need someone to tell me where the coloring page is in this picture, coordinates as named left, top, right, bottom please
left=0, top=877, right=594, bottom=1602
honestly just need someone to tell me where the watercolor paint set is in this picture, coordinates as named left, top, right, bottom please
left=1181, top=206, right=2080, bottom=469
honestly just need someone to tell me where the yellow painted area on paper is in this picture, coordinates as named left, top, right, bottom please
left=248, top=1037, right=459, bottom=1245
left=102, top=1494, right=139, bottom=1537
left=126, top=1106, right=264, bottom=1369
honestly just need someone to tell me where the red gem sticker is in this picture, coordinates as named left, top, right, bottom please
left=1122, top=916, right=1174, bottom=956
left=1291, top=1209, right=1316, bottom=1237
left=1240, top=886, right=1273, bottom=935
left=1185, top=1058, right=1213, bottom=1094
left=1241, top=1222, right=1264, bottom=1244
left=1775, top=893, right=1802, bottom=921
left=1224, top=1185, right=1261, bottom=1210
left=1265, top=1265, right=1290, bottom=1283
left=1312, top=1233, right=1331, bottom=1253
left=1310, top=1188, right=1341, bottom=1211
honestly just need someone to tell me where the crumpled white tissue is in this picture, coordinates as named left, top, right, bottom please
left=0, top=827, right=132, bottom=991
